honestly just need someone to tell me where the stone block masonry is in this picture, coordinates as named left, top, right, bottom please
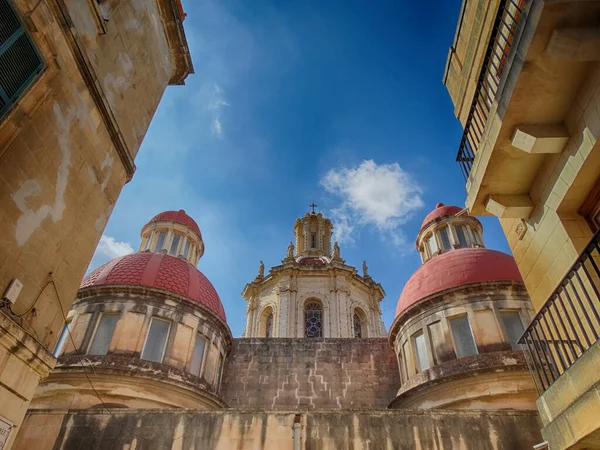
left=221, top=338, right=400, bottom=409
left=15, top=409, right=543, bottom=450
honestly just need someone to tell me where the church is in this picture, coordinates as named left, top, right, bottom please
left=13, top=205, right=544, bottom=449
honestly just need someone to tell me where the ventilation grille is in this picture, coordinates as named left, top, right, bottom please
left=0, top=0, right=45, bottom=117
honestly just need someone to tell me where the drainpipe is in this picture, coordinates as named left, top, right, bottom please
left=292, top=414, right=302, bottom=450
left=533, top=442, right=548, bottom=449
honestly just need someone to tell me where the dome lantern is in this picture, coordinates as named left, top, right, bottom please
left=139, top=209, right=205, bottom=265
left=416, top=202, right=484, bottom=263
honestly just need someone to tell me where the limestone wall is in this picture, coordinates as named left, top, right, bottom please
left=14, top=408, right=543, bottom=450
left=221, top=338, right=400, bottom=409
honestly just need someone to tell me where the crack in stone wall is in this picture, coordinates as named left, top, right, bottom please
left=222, top=338, right=400, bottom=410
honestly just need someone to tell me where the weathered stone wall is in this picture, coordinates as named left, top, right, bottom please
left=14, top=408, right=544, bottom=450
left=221, top=338, right=400, bottom=409
left=0, top=0, right=190, bottom=445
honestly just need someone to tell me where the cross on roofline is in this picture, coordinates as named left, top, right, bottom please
left=310, top=202, right=318, bottom=213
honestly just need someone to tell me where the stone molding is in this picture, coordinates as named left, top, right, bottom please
left=0, top=313, right=56, bottom=380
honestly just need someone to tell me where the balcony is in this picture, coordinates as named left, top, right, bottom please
left=519, top=229, right=600, bottom=449
left=444, top=0, right=600, bottom=217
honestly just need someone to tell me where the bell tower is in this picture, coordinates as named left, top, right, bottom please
left=242, top=206, right=386, bottom=338
left=293, top=204, right=334, bottom=258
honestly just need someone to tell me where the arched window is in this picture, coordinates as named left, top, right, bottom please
left=304, top=301, right=323, bottom=338
left=265, top=311, right=274, bottom=338
left=353, top=311, right=362, bottom=338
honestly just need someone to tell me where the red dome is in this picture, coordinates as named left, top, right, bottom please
left=396, top=248, right=523, bottom=318
left=420, top=203, right=463, bottom=230
left=81, top=252, right=226, bottom=321
left=147, top=210, right=202, bottom=238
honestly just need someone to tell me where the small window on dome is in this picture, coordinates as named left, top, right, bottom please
left=450, top=315, right=478, bottom=358
left=189, top=334, right=207, bottom=376
left=439, top=227, right=452, bottom=252
left=455, top=225, right=468, bottom=248
left=53, top=321, right=72, bottom=357
left=144, top=232, right=153, bottom=250
left=155, top=231, right=167, bottom=251
left=413, top=331, right=430, bottom=371
left=500, top=311, right=525, bottom=350
left=215, top=352, right=224, bottom=389
left=182, top=239, right=191, bottom=259
left=427, top=233, right=438, bottom=255
left=141, top=318, right=170, bottom=363
left=169, top=233, right=181, bottom=256
left=88, top=314, right=119, bottom=356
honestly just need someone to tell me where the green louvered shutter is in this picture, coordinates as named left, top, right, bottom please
left=0, top=0, right=45, bottom=117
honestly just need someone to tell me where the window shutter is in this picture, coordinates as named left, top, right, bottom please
left=0, top=0, right=45, bottom=117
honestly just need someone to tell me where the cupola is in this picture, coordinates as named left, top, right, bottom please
left=416, top=202, right=484, bottom=263
left=139, top=209, right=204, bottom=265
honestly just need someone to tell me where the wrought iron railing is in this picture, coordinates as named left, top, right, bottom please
left=519, top=229, right=600, bottom=395
left=456, top=0, right=527, bottom=181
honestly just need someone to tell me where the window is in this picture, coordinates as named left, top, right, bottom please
left=439, top=227, right=452, bottom=252
left=399, top=348, right=408, bottom=382
left=155, top=231, right=167, bottom=251
left=265, top=311, right=274, bottom=338
left=353, top=311, right=362, bottom=338
left=144, top=232, right=153, bottom=250
left=169, top=233, right=181, bottom=256
left=501, top=311, right=525, bottom=349
left=189, top=334, right=206, bottom=376
left=0, top=0, right=45, bottom=118
left=215, top=353, right=224, bottom=388
left=141, top=318, right=170, bottom=363
left=182, top=239, right=191, bottom=259
left=450, top=315, right=478, bottom=358
left=304, top=301, right=323, bottom=338
left=473, top=231, right=484, bottom=247
left=402, top=341, right=411, bottom=377
left=427, top=233, right=438, bottom=255
left=88, top=314, right=119, bottom=355
left=455, top=225, right=469, bottom=248
left=413, top=332, right=430, bottom=371
left=311, top=234, right=316, bottom=248
left=53, top=321, right=72, bottom=357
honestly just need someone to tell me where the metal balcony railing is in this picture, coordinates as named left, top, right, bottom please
left=456, top=0, right=527, bottom=181
left=518, top=229, right=600, bottom=395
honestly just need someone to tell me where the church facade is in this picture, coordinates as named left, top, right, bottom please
left=13, top=207, right=544, bottom=449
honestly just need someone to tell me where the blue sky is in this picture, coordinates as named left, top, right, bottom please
left=90, top=0, right=513, bottom=337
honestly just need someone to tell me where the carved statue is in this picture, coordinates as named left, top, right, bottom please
left=287, top=241, right=295, bottom=258
left=333, top=241, right=340, bottom=259
left=362, top=260, right=369, bottom=277
left=258, top=261, right=265, bottom=278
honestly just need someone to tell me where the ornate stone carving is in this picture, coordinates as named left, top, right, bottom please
left=362, top=261, right=369, bottom=277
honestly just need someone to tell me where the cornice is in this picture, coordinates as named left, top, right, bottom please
left=46, top=0, right=136, bottom=181
left=0, top=313, right=56, bottom=379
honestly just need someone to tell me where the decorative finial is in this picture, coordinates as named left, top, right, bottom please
left=362, top=261, right=369, bottom=277
left=258, top=261, right=265, bottom=278
left=310, top=202, right=318, bottom=214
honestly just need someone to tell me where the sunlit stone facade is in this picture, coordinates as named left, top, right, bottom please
left=242, top=211, right=387, bottom=338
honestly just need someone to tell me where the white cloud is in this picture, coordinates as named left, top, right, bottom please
left=87, top=234, right=134, bottom=273
left=321, top=160, right=424, bottom=247
left=207, top=84, right=229, bottom=138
